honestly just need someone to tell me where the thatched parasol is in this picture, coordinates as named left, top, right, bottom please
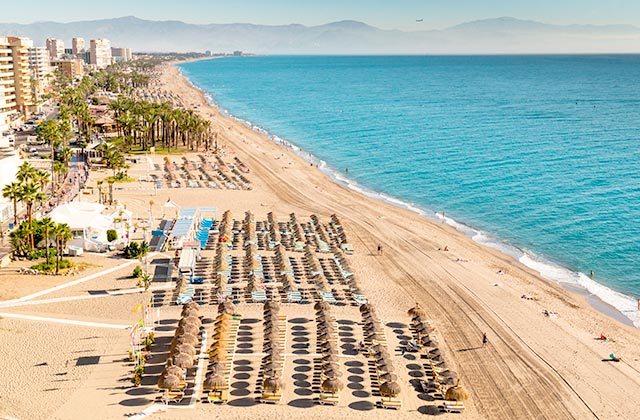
left=173, top=352, right=194, bottom=369
left=176, top=323, right=199, bottom=337
left=173, top=343, right=196, bottom=356
left=379, top=372, right=398, bottom=382
left=164, top=359, right=185, bottom=380
left=204, top=373, right=227, bottom=391
left=180, top=315, right=202, bottom=328
left=263, top=376, right=283, bottom=393
left=380, top=381, right=401, bottom=398
left=264, top=300, right=280, bottom=312
left=321, top=354, right=339, bottom=363
left=408, top=303, right=427, bottom=318
left=314, top=301, right=331, bottom=312
left=172, top=333, right=197, bottom=347
left=359, top=303, right=373, bottom=314
left=321, top=377, right=344, bottom=395
left=209, top=350, right=227, bottom=363
left=158, top=373, right=181, bottom=390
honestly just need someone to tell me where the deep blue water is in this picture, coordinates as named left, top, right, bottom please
left=180, top=55, right=640, bottom=322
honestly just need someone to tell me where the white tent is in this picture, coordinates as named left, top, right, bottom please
left=162, top=199, right=180, bottom=218
left=49, top=202, right=127, bottom=251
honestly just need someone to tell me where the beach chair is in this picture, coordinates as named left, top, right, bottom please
left=207, top=389, right=229, bottom=404
left=260, top=391, right=282, bottom=404
left=287, top=291, right=302, bottom=303
left=341, top=243, right=354, bottom=255
left=161, top=389, right=185, bottom=405
left=352, top=293, right=368, bottom=305
left=319, top=393, right=340, bottom=405
left=442, top=401, right=465, bottom=413
left=251, top=290, right=268, bottom=302
left=379, top=398, right=402, bottom=410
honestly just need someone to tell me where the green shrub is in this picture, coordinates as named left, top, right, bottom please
left=122, top=241, right=149, bottom=259
left=32, top=258, right=72, bottom=273
left=132, top=265, right=143, bottom=278
left=107, top=229, right=118, bottom=242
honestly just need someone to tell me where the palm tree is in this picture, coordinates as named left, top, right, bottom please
left=18, top=183, right=46, bottom=250
left=2, top=181, right=21, bottom=226
left=53, top=223, right=72, bottom=274
left=9, top=223, right=30, bottom=258
left=16, top=161, right=37, bottom=183
left=36, top=120, right=61, bottom=187
left=40, top=217, right=56, bottom=261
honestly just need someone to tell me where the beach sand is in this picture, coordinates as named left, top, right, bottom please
left=0, top=60, right=639, bottom=420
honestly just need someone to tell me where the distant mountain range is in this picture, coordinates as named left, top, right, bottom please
left=1, top=16, right=639, bottom=54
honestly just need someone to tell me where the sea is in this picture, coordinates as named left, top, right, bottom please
left=179, top=55, right=640, bottom=326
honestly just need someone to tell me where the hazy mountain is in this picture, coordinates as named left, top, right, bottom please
left=0, top=16, right=638, bottom=54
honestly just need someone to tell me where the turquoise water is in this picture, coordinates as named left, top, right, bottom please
left=179, top=56, right=640, bottom=323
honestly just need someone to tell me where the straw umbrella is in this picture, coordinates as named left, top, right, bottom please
left=176, top=323, right=199, bottom=337
left=263, top=376, right=283, bottom=394
left=321, top=354, right=339, bottom=363
left=179, top=315, right=202, bottom=328
left=204, top=373, right=227, bottom=391
left=173, top=352, right=194, bottom=369
left=408, top=303, right=427, bottom=318
left=359, top=304, right=373, bottom=314
left=210, top=349, right=227, bottom=363
left=209, top=362, right=226, bottom=375
left=321, top=377, right=343, bottom=396
left=314, top=301, right=331, bottom=312
left=172, top=333, right=197, bottom=347
left=173, top=343, right=196, bottom=357
left=379, top=372, right=398, bottom=382
left=158, top=373, right=180, bottom=391
left=164, top=359, right=185, bottom=380
left=380, top=381, right=401, bottom=400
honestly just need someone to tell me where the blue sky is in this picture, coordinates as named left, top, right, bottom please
left=6, top=0, right=640, bottom=29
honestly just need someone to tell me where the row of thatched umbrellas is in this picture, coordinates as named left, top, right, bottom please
left=288, top=213, right=305, bottom=243
left=407, top=304, right=469, bottom=402
left=314, top=302, right=345, bottom=397
left=267, top=212, right=282, bottom=245
left=261, top=301, right=285, bottom=395
left=329, top=214, right=348, bottom=245
left=359, top=304, right=401, bottom=400
left=309, top=214, right=330, bottom=245
left=203, top=304, right=240, bottom=393
left=158, top=302, right=202, bottom=394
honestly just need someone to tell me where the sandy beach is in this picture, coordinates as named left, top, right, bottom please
left=0, top=59, right=638, bottom=420
left=156, top=61, right=640, bottom=419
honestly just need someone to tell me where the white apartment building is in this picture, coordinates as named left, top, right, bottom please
left=90, top=38, right=112, bottom=69
left=111, top=47, right=132, bottom=62
left=28, top=46, right=52, bottom=106
left=46, top=38, right=65, bottom=60
left=72, top=37, right=85, bottom=55
left=0, top=37, right=17, bottom=127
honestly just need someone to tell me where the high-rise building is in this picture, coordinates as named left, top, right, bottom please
left=7, top=36, right=34, bottom=117
left=0, top=37, right=17, bottom=129
left=45, top=38, right=65, bottom=60
left=111, top=47, right=132, bottom=62
left=72, top=37, right=85, bottom=55
left=28, top=46, right=52, bottom=106
left=90, top=38, right=112, bottom=69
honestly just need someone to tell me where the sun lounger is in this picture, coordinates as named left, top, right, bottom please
left=260, top=391, right=282, bottom=404
left=287, top=291, right=303, bottom=303
left=442, top=401, right=465, bottom=413
left=207, top=389, right=229, bottom=404
left=379, top=398, right=402, bottom=410
left=161, top=389, right=185, bottom=405
left=251, top=290, right=268, bottom=302
left=340, top=243, right=354, bottom=255
left=319, top=393, right=340, bottom=405
left=352, top=293, right=368, bottom=305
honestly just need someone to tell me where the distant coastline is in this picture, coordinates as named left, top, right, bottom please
left=176, top=58, right=639, bottom=328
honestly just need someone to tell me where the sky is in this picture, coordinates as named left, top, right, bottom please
left=3, top=0, right=640, bottom=30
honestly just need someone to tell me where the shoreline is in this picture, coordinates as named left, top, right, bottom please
left=176, top=61, right=638, bottom=328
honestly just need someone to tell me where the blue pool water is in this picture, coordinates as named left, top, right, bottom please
left=179, top=55, right=640, bottom=324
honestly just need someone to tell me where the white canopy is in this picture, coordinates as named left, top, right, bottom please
left=49, top=202, right=113, bottom=230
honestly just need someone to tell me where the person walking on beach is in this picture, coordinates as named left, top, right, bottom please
left=377, top=244, right=383, bottom=256
left=482, top=333, right=488, bottom=347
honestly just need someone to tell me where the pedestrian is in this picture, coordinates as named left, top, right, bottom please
left=482, top=332, right=488, bottom=347
left=377, top=244, right=383, bottom=255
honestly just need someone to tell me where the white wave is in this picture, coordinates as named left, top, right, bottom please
left=179, top=67, right=640, bottom=329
